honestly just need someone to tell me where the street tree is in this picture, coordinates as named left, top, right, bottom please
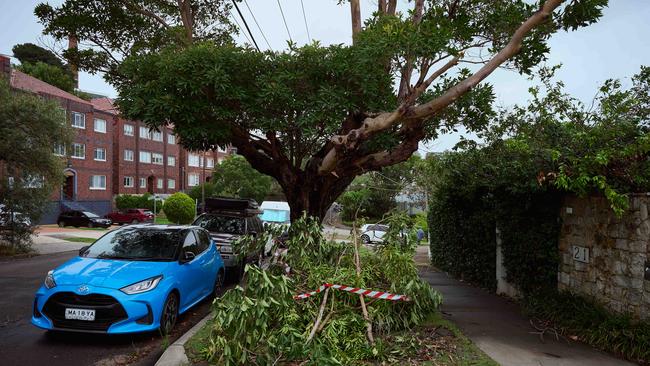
left=0, top=80, right=73, bottom=252
left=12, top=43, right=65, bottom=69
left=38, top=0, right=607, bottom=221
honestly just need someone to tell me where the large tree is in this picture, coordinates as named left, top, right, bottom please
left=37, top=0, right=607, bottom=221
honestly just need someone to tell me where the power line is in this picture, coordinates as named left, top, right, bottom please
left=299, top=0, right=311, bottom=42
left=243, top=0, right=273, bottom=50
left=232, top=0, right=260, bottom=51
left=276, top=0, right=293, bottom=43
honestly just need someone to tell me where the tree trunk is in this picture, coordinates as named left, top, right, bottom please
left=284, top=174, right=355, bottom=222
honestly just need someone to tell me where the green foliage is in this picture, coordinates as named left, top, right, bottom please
left=524, top=291, right=650, bottom=363
left=205, top=214, right=441, bottom=364
left=35, top=0, right=236, bottom=81
left=17, top=61, right=76, bottom=93
left=0, top=79, right=73, bottom=252
left=162, top=192, right=195, bottom=224
left=428, top=66, right=650, bottom=293
left=187, top=182, right=219, bottom=202
left=211, top=155, right=273, bottom=203
left=114, top=193, right=162, bottom=213
left=12, top=43, right=65, bottom=68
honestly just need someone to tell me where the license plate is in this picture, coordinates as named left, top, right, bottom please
left=221, top=254, right=230, bottom=259
left=65, top=308, right=95, bottom=321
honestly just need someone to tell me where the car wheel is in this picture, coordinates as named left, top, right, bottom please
left=131, top=219, right=139, bottom=225
left=88, top=222, right=94, bottom=228
left=361, top=234, right=371, bottom=244
left=212, top=270, right=225, bottom=297
left=160, top=293, right=178, bottom=336
left=58, top=221, right=65, bottom=228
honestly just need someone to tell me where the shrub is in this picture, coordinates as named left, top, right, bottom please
left=115, top=193, right=163, bottom=213
left=162, top=192, right=195, bottom=224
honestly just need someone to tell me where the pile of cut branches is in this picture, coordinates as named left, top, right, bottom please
left=205, top=214, right=441, bottom=365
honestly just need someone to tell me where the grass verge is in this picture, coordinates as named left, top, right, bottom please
left=64, top=237, right=97, bottom=244
left=184, top=312, right=495, bottom=365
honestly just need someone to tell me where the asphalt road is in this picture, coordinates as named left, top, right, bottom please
left=0, top=251, right=212, bottom=366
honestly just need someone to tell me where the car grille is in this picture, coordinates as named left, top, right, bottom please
left=42, top=292, right=128, bottom=332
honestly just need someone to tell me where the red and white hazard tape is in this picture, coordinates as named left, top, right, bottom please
left=294, top=283, right=409, bottom=301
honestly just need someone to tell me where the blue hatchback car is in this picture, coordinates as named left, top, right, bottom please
left=32, top=225, right=225, bottom=334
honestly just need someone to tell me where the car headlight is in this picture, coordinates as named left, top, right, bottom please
left=120, top=276, right=162, bottom=295
left=44, top=270, right=56, bottom=289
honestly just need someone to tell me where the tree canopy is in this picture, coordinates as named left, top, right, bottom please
left=0, top=80, right=73, bottom=251
left=12, top=43, right=65, bottom=68
left=38, top=0, right=608, bottom=220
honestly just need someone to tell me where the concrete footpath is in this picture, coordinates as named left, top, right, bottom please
left=419, top=264, right=632, bottom=365
left=30, top=226, right=112, bottom=255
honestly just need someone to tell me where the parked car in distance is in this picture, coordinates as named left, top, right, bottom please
left=193, top=197, right=265, bottom=281
left=0, top=204, right=32, bottom=229
left=360, top=224, right=389, bottom=244
left=105, top=209, right=154, bottom=225
left=57, top=210, right=112, bottom=228
left=32, top=225, right=225, bottom=335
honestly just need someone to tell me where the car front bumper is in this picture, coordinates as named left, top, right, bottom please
left=31, top=283, right=168, bottom=334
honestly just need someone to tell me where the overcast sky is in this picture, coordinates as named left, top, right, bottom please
left=1, top=0, right=648, bottom=152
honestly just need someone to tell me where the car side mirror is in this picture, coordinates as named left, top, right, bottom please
left=79, top=246, right=89, bottom=256
left=181, top=251, right=195, bottom=263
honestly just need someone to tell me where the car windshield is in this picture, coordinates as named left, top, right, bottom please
left=193, top=215, right=245, bottom=235
left=82, top=227, right=182, bottom=261
left=83, top=211, right=99, bottom=218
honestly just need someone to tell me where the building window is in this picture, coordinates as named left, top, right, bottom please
left=123, top=176, right=134, bottom=187
left=139, top=126, right=151, bottom=139
left=93, top=147, right=106, bottom=161
left=167, top=134, right=175, bottom=144
left=94, top=118, right=107, bottom=133
left=139, top=177, right=146, bottom=188
left=168, top=179, right=175, bottom=189
left=139, top=151, right=151, bottom=163
left=152, top=130, right=163, bottom=142
left=23, top=175, right=44, bottom=188
left=157, top=178, right=163, bottom=189
left=124, top=149, right=134, bottom=161
left=188, top=153, right=200, bottom=167
left=53, top=143, right=65, bottom=156
left=207, top=158, right=214, bottom=168
left=71, top=143, right=85, bottom=159
left=90, top=175, right=106, bottom=190
left=188, top=173, right=200, bottom=187
left=124, top=124, right=134, bottom=136
left=167, top=156, right=176, bottom=166
left=152, top=153, right=163, bottom=165
left=71, top=112, right=85, bottom=129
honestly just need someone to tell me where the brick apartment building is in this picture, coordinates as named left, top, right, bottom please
left=0, top=54, right=230, bottom=224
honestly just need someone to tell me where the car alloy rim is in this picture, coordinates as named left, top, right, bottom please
left=163, top=296, right=177, bottom=333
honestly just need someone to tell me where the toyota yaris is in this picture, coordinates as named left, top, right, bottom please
left=32, top=225, right=225, bottom=334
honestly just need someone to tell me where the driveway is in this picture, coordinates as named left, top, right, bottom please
left=0, top=251, right=212, bottom=366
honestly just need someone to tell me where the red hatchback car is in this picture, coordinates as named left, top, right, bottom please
left=105, top=208, right=154, bottom=225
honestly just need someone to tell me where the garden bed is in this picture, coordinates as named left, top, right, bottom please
left=185, top=312, right=496, bottom=366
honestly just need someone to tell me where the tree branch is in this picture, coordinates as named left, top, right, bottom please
left=318, top=0, right=564, bottom=175
left=117, top=0, right=171, bottom=29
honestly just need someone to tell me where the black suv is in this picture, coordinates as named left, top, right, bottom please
left=57, top=210, right=112, bottom=228
left=192, top=197, right=264, bottom=280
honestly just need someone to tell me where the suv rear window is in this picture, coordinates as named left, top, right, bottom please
left=193, top=215, right=245, bottom=235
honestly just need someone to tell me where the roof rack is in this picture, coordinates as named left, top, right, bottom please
left=200, top=197, right=261, bottom=215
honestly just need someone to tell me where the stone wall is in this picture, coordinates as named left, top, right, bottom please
left=558, top=194, right=650, bottom=319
